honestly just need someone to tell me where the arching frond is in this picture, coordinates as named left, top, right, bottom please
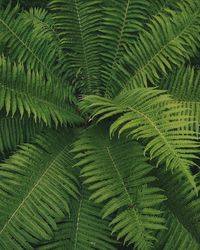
left=149, top=0, right=186, bottom=16
left=49, top=0, right=101, bottom=93
left=154, top=210, right=200, bottom=250
left=0, top=56, right=82, bottom=125
left=155, top=168, right=200, bottom=248
left=0, top=4, right=75, bottom=99
left=83, top=88, right=199, bottom=190
left=0, top=115, right=43, bottom=153
left=160, top=65, right=200, bottom=135
left=100, top=0, right=150, bottom=96
left=21, top=8, right=63, bottom=58
left=0, top=129, right=79, bottom=249
left=111, top=0, right=200, bottom=93
left=35, top=190, right=116, bottom=250
left=73, top=126, right=165, bottom=249
left=0, top=5, right=56, bottom=72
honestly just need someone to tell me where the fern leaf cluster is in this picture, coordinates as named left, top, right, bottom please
left=0, top=129, right=79, bottom=249
left=0, top=0, right=200, bottom=249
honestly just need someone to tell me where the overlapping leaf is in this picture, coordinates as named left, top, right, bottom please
left=111, top=0, right=200, bottom=93
left=0, top=129, right=79, bottom=249
left=83, top=88, right=200, bottom=190
left=0, top=56, right=82, bottom=125
left=49, top=0, right=101, bottom=93
left=35, top=190, right=116, bottom=250
left=73, top=126, right=165, bottom=249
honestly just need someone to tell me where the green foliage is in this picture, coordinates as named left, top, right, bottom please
left=73, top=126, right=165, bottom=249
left=154, top=168, right=200, bottom=249
left=100, top=0, right=150, bottom=96
left=0, top=129, right=79, bottom=249
left=0, top=0, right=200, bottom=249
left=0, top=56, right=82, bottom=125
left=0, top=115, right=43, bottom=153
left=49, top=0, right=101, bottom=93
left=83, top=88, right=199, bottom=189
left=160, top=65, right=200, bottom=135
left=110, top=0, right=200, bottom=95
left=35, top=190, right=116, bottom=250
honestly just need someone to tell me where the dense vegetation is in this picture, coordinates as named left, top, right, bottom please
left=0, top=0, right=200, bottom=249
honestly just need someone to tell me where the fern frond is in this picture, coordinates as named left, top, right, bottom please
left=100, top=0, right=150, bottom=96
left=36, top=190, right=116, bottom=250
left=0, top=5, right=55, bottom=72
left=83, top=88, right=199, bottom=190
left=0, top=56, right=82, bottom=125
left=49, top=0, right=101, bottom=93
left=111, top=0, right=200, bottom=93
left=0, top=129, right=79, bottom=249
left=155, top=168, right=200, bottom=247
left=0, top=4, right=75, bottom=99
left=21, top=8, right=63, bottom=57
left=0, top=115, right=43, bottom=153
left=73, top=126, right=165, bottom=249
left=160, top=65, right=200, bottom=135
left=149, top=0, right=185, bottom=16
left=154, top=210, right=200, bottom=250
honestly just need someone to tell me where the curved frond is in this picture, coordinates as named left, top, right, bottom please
left=0, top=129, right=79, bottom=249
left=111, top=0, right=200, bottom=93
left=0, top=4, right=75, bottom=99
left=160, top=65, right=200, bottom=135
left=155, top=168, right=200, bottom=247
left=21, top=8, right=63, bottom=59
left=0, top=56, right=82, bottom=125
left=155, top=210, right=200, bottom=250
left=83, top=88, right=199, bottom=190
left=100, top=0, right=150, bottom=96
left=149, top=0, right=185, bottom=16
left=49, top=0, right=101, bottom=93
left=35, top=190, right=116, bottom=250
left=0, top=115, right=43, bottom=153
left=21, top=8, right=61, bottom=44
left=0, top=5, right=55, bottom=72
left=73, top=126, right=165, bottom=249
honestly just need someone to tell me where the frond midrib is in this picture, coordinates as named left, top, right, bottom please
left=125, top=104, right=196, bottom=189
left=73, top=198, right=83, bottom=249
left=127, top=105, right=182, bottom=164
left=0, top=143, right=70, bottom=236
left=125, top=6, right=200, bottom=89
left=105, top=0, right=130, bottom=93
left=74, top=0, right=91, bottom=86
left=0, top=18, right=53, bottom=75
left=106, top=146, right=132, bottom=205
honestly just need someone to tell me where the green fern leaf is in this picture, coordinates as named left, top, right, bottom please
left=0, top=56, right=82, bottom=125
left=83, top=88, right=199, bottom=190
left=0, top=4, right=76, bottom=100
left=155, top=210, right=200, bottom=250
left=160, top=65, right=200, bottom=135
left=156, top=168, right=200, bottom=245
left=0, top=115, right=43, bottom=153
left=112, top=0, right=200, bottom=92
left=100, top=0, right=150, bottom=96
left=35, top=190, right=116, bottom=250
left=0, top=129, right=79, bottom=249
left=72, top=126, right=165, bottom=249
left=49, top=0, right=101, bottom=93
